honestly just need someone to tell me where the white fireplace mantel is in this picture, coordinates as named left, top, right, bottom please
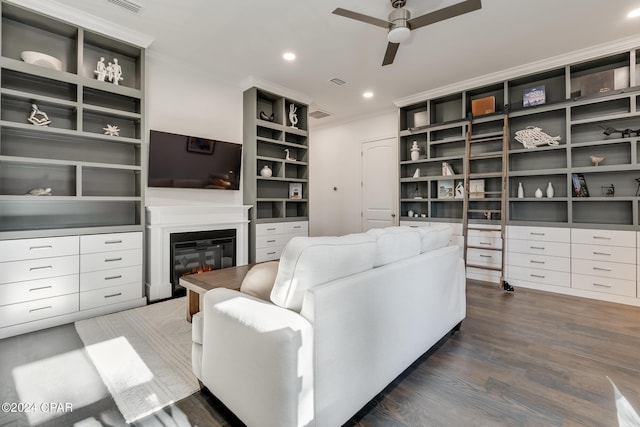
left=145, top=204, right=251, bottom=301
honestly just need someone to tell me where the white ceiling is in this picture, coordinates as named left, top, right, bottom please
left=47, top=0, right=640, bottom=127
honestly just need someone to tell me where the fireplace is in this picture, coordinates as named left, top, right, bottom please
left=169, top=229, right=236, bottom=297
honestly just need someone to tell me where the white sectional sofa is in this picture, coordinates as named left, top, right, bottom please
left=191, top=225, right=466, bottom=427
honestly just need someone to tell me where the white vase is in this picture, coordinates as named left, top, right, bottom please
left=260, top=165, right=272, bottom=177
left=546, top=182, right=554, bottom=198
left=410, top=141, right=420, bottom=161
left=535, top=188, right=543, bottom=199
left=517, top=182, right=524, bottom=199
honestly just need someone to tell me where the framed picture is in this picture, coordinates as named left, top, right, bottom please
left=186, top=137, right=214, bottom=154
left=469, top=179, right=485, bottom=199
left=523, top=85, right=546, bottom=107
left=572, top=173, right=589, bottom=197
left=289, top=182, right=302, bottom=199
left=438, top=180, right=454, bottom=199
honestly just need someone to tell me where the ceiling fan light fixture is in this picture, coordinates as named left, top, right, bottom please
left=387, top=26, right=410, bottom=43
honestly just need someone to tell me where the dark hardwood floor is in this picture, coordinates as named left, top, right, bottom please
left=1, top=280, right=639, bottom=426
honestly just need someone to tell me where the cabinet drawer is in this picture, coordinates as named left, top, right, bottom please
left=467, top=248, right=501, bottom=268
left=0, top=293, right=78, bottom=329
left=0, top=236, right=78, bottom=262
left=571, top=273, right=636, bottom=297
left=468, top=228, right=501, bottom=239
left=256, top=246, right=284, bottom=262
left=255, top=223, right=285, bottom=236
left=0, top=255, right=79, bottom=285
left=571, top=229, right=635, bottom=248
left=507, top=226, right=570, bottom=243
left=80, top=249, right=142, bottom=273
left=0, top=275, right=78, bottom=306
left=571, top=259, right=635, bottom=281
left=256, top=234, right=290, bottom=248
left=571, top=243, right=636, bottom=264
left=81, top=232, right=142, bottom=254
left=467, top=235, right=502, bottom=249
left=80, top=265, right=142, bottom=292
left=506, top=252, right=570, bottom=273
left=283, top=221, right=308, bottom=234
left=507, top=239, right=570, bottom=257
left=80, top=283, right=142, bottom=311
left=506, top=265, right=571, bottom=288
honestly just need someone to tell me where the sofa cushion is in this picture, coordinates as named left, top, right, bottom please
left=366, top=226, right=421, bottom=267
left=240, top=261, right=279, bottom=301
left=270, top=234, right=377, bottom=311
left=192, top=311, right=204, bottom=345
left=415, top=224, right=453, bottom=253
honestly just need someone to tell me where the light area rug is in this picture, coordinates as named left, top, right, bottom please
left=74, top=297, right=199, bottom=424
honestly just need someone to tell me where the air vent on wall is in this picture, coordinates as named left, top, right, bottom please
left=107, top=0, right=142, bottom=13
left=309, top=110, right=332, bottom=119
left=330, top=78, right=346, bottom=86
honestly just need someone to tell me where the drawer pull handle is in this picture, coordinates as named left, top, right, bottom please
left=105, top=257, right=123, bottom=262
left=593, top=252, right=611, bottom=256
left=479, top=254, right=492, bottom=258
left=266, top=228, right=276, bottom=231
left=293, top=226, right=302, bottom=229
left=530, top=232, right=545, bottom=236
left=105, top=275, right=123, bottom=280
left=593, top=282, right=612, bottom=288
left=530, top=274, right=545, bottom=278
left=530, top=246, right=545, bottom=250
left=104, top=292, right=122, bottom=299
left=593, top=236, right=611, bottom=240
left=479, top=242, right=492, bottom=246
left=266, top=251, right=276, bottom=255
left=29, top=245, right=53, bottom=250
left=530, top=260, right=545, bottom=264
left=29, top=305, right=52, bottom=313
left=29, top=285, right=52, bottom=292
left=105, top=240, right=123, bottom=244
left=29, top=265, right=52, bottom=271
left=267, top=240, right=276, bottom=243
left=593, top=266, right=611, bottom=272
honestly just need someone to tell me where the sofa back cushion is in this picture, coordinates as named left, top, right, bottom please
left=270, top=234, right=377, bottom=311
left=416, top=224, right=453, bottom=253
left=365, top=226, right=421, bottom=267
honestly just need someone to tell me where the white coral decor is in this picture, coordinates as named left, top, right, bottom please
left=514, top=126, right=561, bottom=149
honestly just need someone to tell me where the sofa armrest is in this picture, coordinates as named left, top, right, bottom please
left=199, top=288, right=314, bottom=427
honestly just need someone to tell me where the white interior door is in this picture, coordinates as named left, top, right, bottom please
left=361, top=137, right=398, bottom=231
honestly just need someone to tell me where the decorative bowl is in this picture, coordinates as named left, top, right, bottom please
left=20, top=51, right=63, bottom=71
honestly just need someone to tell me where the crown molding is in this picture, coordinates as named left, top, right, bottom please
left=240, top=76, right=313, bottom=106
left=5, top=0, right=154, bottom=48
left=394, top=34, right=640, bottom=107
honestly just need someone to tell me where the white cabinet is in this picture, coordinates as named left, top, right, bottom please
left=506, top=226, right=571, bottom=290
left=571, top=229, right=636, bottom=298
left=255, top=221, right=308, bottom=262
left=466, top=225, right=502, bottom=283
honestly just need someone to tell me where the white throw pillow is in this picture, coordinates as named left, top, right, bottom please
left=416, top=224, right=452, bottom=252
left=366, top=226, right=421, bottom=267
left=270, top=234, right=377, bottom=311
left=240, top=261, right=279, bottom=301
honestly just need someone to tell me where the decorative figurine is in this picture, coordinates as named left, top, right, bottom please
left=413, top=168, right=420, bottom=178
left=284, top=148, right=296, bottom=161
left=111, top=58, right=123, bottom=85
left=411, top=141, right=420, bottom=161
left=288, top=104, right=298, bottom=129
left=514, top=126, right=561, bottom=149
left=602, top=184, right=615, bottom=197
left=26, top=187, right=51, bottom=196
left=94, top=57, right=107, bottom=81
left=601, top=125, right=640, bottom=138
left=103, top=124, right=120, bottom=136
left=590, top=155, right=605, bottom=166
left=27, top=104, right=51, bottom=126
left=259, top=111, right=274, bottom=121
left=455, top=182, right=464, bottom=198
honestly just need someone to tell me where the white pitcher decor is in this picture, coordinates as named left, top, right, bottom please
left=410, top=141, right=420, bottom=161
left=517, top=182, right=524, bottom=199
left=546, top=182, right=554, bottom=198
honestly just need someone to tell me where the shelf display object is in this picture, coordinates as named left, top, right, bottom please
left=397, top=46, right=640, bottom=306
left=243, top=87, right=309, bottom=262
left=0, top=2, right=146, bottom=338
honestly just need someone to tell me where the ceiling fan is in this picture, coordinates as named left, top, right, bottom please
left=332, top=0, right=482, bottom=66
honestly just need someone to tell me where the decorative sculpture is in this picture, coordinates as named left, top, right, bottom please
left=94, top=57, right=107, bottom=81
left=27, top=104, right=51, bottom=126
left=590, top=155, right=605, bottom=166
left=288, top=104, right=298, bottom=129
left=103, top=124, right=120, bottom=136
left=111, top=58, right=123, bottom=85
left=514, top=126, right=561, bottom=149
left=410, top=141, right=420, bottom=161
left=284, top=148, right=296, bottom=161
left=95, top=57, right=123, bottom=85
left=26, top=187, right=51, bottom=196
left=259, top=111, right=274, bottom=121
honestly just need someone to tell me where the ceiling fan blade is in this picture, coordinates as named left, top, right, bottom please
left=382, top=42, right=400, bottom=66
left=408, top=0, right=481, bottom=30
left=332, top=8, right=390, bottom=29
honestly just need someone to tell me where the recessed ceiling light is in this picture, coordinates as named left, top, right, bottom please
left=283, top=52, right=296, bottom=61
left=628, top=7, right=640, bottom=18
left=363, top=91, right=374, bottom=98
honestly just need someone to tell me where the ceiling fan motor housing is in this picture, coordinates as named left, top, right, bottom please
left=387, top=7, right=410, bottom=43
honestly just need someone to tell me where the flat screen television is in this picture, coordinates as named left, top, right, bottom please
left=148, top=130, right=242, bottom=190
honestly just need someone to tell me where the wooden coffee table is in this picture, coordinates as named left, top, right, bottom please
left=179, top=264, right=254, bottom=322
